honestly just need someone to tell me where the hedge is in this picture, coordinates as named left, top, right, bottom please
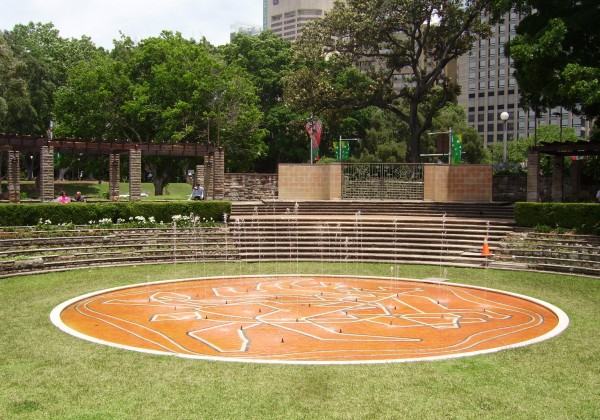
left=515, top=202, right=600, bottom=234
left=0, top=201, right=231, bottom=227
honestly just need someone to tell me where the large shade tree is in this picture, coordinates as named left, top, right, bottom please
left=1, top=22, right=100, bottom=135
left=220, top=32, right=309, bottom=170
left=55, top=32, right=266, bottom=193
left=506, top=0, right=600, bottom=131
left=284, top=0, right=504, bottom=162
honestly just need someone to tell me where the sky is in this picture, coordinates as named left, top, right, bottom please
left=0, top=0, right=264, bottom=49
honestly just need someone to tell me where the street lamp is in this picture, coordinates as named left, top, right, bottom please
left=500, top=111, right=510, bottom=165
left=553, top=108, right=563, bottom=142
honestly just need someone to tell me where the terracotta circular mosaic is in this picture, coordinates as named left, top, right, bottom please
left=51, top=275, right=568, bottom=364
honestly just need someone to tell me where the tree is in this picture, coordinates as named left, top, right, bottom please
left=220, top=33, right=306, bottom=171
left=54, top=32, right=266, bottom=193
left=506, top=1, right=600, bottom=125
left=1, top=22, right=101, bottom=135
left=429, top=104, right=487, bottom=164
left=284, top=0, right=502, bottom=162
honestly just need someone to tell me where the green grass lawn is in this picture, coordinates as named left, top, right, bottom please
left=1, top=263, right=599, bottom=419
left=18, top=182, right=195, bottom=201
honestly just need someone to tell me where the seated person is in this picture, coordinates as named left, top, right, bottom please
left=56, top=191, right=70, bottom=203
left=72, top=191, right=86, bottom=202
left=191, top=185, right=204, bottom=200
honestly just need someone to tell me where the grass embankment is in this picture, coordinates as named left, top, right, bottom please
left=1, top=263, right=599, bottom=419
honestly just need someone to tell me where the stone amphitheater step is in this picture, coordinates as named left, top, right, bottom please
left=227, top=214, right=512, bottom=267
left=231, top=200, right=515, bottom=220
left=496, top=231, right=600, bottom=277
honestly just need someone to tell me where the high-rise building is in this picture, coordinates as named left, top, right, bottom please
left=230, top=22, right=262, bottom=42
left=457, top=11, right=590, bottom=147
left=265, top=0, right=335, bottom=41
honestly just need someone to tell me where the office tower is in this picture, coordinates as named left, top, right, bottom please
left=265, top=0, right=336, bottom=41
left=230, top=22, right=262, bottom=42
left=457, top=11, right=590, bottom=148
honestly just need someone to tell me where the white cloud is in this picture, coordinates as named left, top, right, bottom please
left=0, top=0, right=263, bottom=48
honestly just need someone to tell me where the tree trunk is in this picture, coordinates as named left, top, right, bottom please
left=153, top=177, right=165, bottom=196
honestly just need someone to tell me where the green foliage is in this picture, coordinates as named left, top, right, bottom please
left=506, top=0, right=600, bottom=124
left=285, top=0, right=499, bottom=162
left=515, top=202, right=600, bottom=234
left=427, top=104, right=487, bottom=164
left=53, top=31, right=266, bottom=183
left=1, top=22, right=101, bottom=135
left=0, top=201, right=231, bottom=227
left=221, top=33, right=306, bottom=171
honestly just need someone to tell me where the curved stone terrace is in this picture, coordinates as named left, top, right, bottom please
left=0, top=201, right=597, bottom=278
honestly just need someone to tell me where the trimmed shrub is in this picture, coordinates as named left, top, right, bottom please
left=0, top=201, right=231, bottom=227
left=515, top=202, right=600, bottom=235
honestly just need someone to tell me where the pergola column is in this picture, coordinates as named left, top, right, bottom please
left=551, top=156, right=564, bottom=202
left=195, top=164, right=204, bottom=187
left=109, top=154, right=120, bottom=201
left=213, top=147, right=224, bottom=200
left=128, top=149, right=142, bottom=202
left=204, top=154, right=213, bottom=199
left=7, top=151, right=20, bottom=203
left=39, top=146, right=55, bottom=202
left=526, top=150, right=540, bottom=202
left=571, top=159, right=581, bottom=201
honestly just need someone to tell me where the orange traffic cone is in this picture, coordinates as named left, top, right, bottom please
left=481, top=236, right=491, bottom=256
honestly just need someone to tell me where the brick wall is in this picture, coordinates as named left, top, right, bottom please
left=424, top=164, right=492, bottom=202
left=278, top=164, right=342, bottom=200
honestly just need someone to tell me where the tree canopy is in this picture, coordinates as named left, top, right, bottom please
left=506, top=0, right=600, bottom=124
left=54, top=32, right=267, bottom=178
left=0, top=22, right=99, bottom=135
left=284, top=0, right=503, bottom=162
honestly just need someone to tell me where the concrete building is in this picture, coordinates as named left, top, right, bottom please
left=265, top=0, right=335, bottom=41
left=230, top=22, right=262, bottom=41
left=457, top=11, right=590, bottom=147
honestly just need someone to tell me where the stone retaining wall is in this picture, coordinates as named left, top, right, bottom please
left=224, top=173, right=278, bottom=201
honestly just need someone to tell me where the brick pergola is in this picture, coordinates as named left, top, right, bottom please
left=527, top=142, right=600, bottom=202
left=0, top=135, right=224, bottom=203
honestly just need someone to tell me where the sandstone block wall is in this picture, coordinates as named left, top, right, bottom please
left=424, top=164, right=492, bottom=202
left=278, top=164, right=342, bottom=200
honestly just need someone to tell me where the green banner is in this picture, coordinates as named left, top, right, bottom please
left=451, top=133, right=462, bottom=164
left=333, top=141, right=350, bottom=160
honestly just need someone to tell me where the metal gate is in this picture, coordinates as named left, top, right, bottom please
left=341, top=163, right=424, bottom=200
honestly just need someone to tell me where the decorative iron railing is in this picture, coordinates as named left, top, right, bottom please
left=341, top=163, right=424, bottom=200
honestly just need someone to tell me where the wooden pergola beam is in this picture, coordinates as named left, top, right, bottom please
left=0, top=135, right=217, bottom=157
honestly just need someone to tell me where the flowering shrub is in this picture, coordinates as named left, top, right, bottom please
left=36, top=219, right=75, bottom=231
